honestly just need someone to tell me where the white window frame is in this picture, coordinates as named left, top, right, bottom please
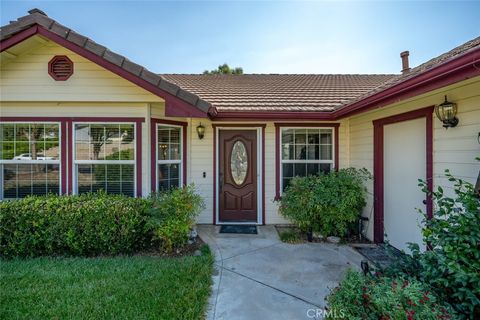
left=279, top=126, right=335, bottom=194
left=0, top=121, right=62, bottom=200
left=156, top=123, right=183, bottom=190
left=72, top=122, right=137, bottom=196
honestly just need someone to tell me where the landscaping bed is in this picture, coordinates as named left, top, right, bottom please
left=0, top=246, right=213, bottom=320
left=276, top=225, right=372, bottom=245
left=0, top=185, right=214, bottom=319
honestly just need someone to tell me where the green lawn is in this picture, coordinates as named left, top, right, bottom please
left=0, top=247, right=213, bottom=320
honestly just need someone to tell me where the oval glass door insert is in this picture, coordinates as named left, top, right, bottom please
left=231, top=140, right=248, bottom=185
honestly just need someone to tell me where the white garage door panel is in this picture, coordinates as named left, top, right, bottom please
left=384, top=118, right=426, bottom=252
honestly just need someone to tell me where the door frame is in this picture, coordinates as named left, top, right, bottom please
left=213, top=124, right=265, bottom=225
left=372, top=106, right=434, bottom=243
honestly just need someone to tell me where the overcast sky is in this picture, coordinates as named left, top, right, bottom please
left=1, top=1, right=479, bottom=74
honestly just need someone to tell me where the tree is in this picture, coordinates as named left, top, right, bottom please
left=203, top=63, right=243, bottom=75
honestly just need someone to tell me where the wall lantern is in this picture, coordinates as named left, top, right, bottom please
left=196, top=123, right=205, bottom=139
left=435, top=95, right=458, bottom=129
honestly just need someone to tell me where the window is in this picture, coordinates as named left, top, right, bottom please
left=0, top=122, right=61, bottom=199
left=280, top=128, right=334, bottom=192
left=74, top=123, right=135, bottom=196
left=157, top=125, right=182, bottom=190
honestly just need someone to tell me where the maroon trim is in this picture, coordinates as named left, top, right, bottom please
left=165, top=100, right=206, bottom=118
left=2, top=26, right=479, bottom=121
left=213, top=125, right=265, bottom=224
left=69, top=117, right=145, bottom=122
left=336, top=49, right=480, bottom=119
left=0, top=25, right=38, bottom=51
left=135, top=122, right=142, bottom=197
left=212, top=127, right=217, bottom=224
left=60, top=121, right=67, bottom=194
left=334, top=125, right=339, bottom=170
left=211, top=123, right=267, bottom=128
left=213, top=112, right=334, bottom=121
left=0, top=25, right=208, bottom=118
left=67, top=119, right=73, bottom=194
left=69, top=118, right=144, bottom=196
left=150, top=118, right=188, bottom=193
left=372, top=106, right=434, bottom=243
left=48, top=55, right=74, bottom=81
left=0, top=116, right=69, bottom=195
left=274, top=122, right=341, bottom=200
left=262, top=126, right=266, bottom=225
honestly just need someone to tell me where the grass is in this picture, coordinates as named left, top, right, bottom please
left=0, top=246, right=214, bottom=320
left=278, top=228, right=303, bottom=244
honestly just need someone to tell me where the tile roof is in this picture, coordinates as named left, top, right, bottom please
left=160, top=74, right=397, bottom=112
left=163, top=34, right=479, bottom=113
left=1, top=9, right=479, bottom=116
left=347, top=36, right=480, bottom=106
left=0, top=9, right=212, bottom=114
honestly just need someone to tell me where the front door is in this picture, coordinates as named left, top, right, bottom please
left=218, top=129, right=257, bottom=222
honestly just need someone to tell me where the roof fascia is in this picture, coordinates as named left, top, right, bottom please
left=1, top=24, right=209, bottom=118
left=334, top=47, right=480, bottom=119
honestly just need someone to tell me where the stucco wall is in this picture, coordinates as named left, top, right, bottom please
left=348, top=76, right=480, bottom=240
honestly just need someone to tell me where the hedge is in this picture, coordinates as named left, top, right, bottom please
left=0, top=192, right=152, bottom=258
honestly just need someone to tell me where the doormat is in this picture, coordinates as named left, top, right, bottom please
left=219, top=225, right=258, bottom=234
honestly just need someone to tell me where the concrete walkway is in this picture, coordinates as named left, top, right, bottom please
left=197, top=225, right=364, bottom=320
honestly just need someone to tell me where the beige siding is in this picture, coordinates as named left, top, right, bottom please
left=0, top=36, right=161, bottom=103
left=187, top=119, right=346, bottom=224
left=348, top=76, right=480, bottom=240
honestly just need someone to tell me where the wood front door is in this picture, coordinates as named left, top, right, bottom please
left=219, top=130, right=257, bottom=222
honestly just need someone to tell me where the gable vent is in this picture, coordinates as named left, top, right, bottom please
left=48, top=55, right=74, bottom=81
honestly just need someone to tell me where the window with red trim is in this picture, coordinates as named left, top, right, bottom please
left=156, top=124, right=183, bottom=190
left=0, top=122, right=61, bottom=199
left=280, top=127, right=334, bottom=192
left=73, top=123, right=136, bottom=196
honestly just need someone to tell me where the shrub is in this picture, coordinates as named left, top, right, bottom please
left=278, top=229, right=303, bottom=244
left=278, top=168, right=371, bottom=237
left=0, top=185, right=206, bottom=258
left=417, top=170, right=479, bottom=317
left=0, top=192, right=151, bottom=258
left=327, top=270, right=452, bottom=320
left=148, top=185, right=205, bottom=253
left=379, top=169, right=480, bottom=318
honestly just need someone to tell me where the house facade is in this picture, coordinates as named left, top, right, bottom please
left=1, top=9, right=479, bottom=250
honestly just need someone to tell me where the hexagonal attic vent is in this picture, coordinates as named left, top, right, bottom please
left=48, top=55, right=74, bottom=81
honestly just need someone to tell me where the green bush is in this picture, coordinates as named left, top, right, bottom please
left=0, top=185, right=206, bottom=258
left=418, top=170, right=479, bottom=317
left=148, top=185, right=205, bottom=253
left=278, top=168, right=371, bottom=237
left=327, top=270, right=452, bottom=320
left=379, top=169, right=480, bottom=318
left=0, top=192, right=151, bottom=258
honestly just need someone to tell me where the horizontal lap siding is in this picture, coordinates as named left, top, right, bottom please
left=189, top=118, right=214, bottom=224
left=189, top=120, right=348, bottom=225
left=348, top=76, right=480, bottom=240
left=1, top=39, right=166, bottom=197
left=0, top=38, right=161, bottom=102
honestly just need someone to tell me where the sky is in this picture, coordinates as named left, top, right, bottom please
left=1, top=1, right=479, bottom=74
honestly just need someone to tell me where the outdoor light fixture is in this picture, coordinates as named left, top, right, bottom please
left=196, top=123, right=205, bottom=139
left=435, top=95, right=458, bottom=129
